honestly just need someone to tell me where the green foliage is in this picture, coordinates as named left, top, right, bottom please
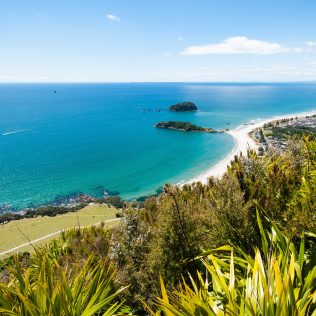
left=151, top=214, right=316, bottom=315
left=111, top=207, right=154, bottom=309
left=0, top=254, right=129, bottom=315
left=36, top=224, right=113, bottom=269
left=0, top=203, right=88, bottom=225
left=25, top=204, right=88, bottom=218
left=169, top=102, right=197, bottom=112
left=268, top=126, right=316, bottom=140
left=227, top=140, right=316, bottom=236
left=1, top=136, right=316, bottom=314
left=0, top=212, right=23, bottom=225
left=285, top=138, right=316, bottom=234
left=155, top=121, right=216, bottom=132
left=103, top=196, right=126, bottom=209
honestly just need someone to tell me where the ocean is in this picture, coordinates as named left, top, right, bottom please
left=1, top=82, right=316, bottom=210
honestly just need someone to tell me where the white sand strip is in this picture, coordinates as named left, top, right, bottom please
left=187, top=110, right=316, bottom=184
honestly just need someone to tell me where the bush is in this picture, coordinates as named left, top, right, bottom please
left=104, top=196, right=126, bottom=209
left=151, top=214, right=316, bottom=315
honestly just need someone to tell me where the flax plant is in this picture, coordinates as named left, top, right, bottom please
left=0, top=255, right=129, bottom=315
left=150, top=213, right=316, bottom=315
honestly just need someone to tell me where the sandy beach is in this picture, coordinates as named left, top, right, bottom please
left=187, top=110, right=316, bottom=184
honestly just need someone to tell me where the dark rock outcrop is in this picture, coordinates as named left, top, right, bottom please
left=169, top=102, right=197, bottom=112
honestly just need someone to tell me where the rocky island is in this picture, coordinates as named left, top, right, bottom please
left=169, top=102, right=198, bottom=112
left=155, top=121, right=218, bottom=133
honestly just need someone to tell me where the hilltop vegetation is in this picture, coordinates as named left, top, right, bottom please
left=0, top=137, right=315, bottom=314
left=169, top=102, right=198, bottom=112
left=155, top=121, right=217, bottom=132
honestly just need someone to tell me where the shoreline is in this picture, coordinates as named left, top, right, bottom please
left=3, top=110, right=316, bottom=212
left=187, top=110, right=316, bottom=184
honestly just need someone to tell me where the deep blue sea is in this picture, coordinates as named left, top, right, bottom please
left=1, top=83, right=316, bottom=210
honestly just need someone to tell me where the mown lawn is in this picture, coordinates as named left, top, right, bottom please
left=0, top=203, right=119, bottom=256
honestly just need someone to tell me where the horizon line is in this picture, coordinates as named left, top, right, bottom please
left=0, top=80, right=316, bottom=84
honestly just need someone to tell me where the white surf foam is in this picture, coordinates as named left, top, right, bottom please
left=2, top=129, right=29, bottom=136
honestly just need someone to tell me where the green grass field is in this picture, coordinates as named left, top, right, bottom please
left=0, top=204, right=119, bottom=257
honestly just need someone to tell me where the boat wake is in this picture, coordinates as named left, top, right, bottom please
left=2, top=129, right=29, bottom=136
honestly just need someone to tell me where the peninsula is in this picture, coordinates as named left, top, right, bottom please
left=155, top=121, right=217, bottom=133
left=169, top=102, right=197, bottom=112
left=187, top=110, right=316, bottom=184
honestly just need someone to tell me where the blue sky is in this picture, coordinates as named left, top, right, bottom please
left=1, top=0, right=316, bottom=82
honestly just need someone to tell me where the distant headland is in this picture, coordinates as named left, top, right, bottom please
left=155, top=121, right=218, bottom=133
left=169, top=102, right=197, bottom=112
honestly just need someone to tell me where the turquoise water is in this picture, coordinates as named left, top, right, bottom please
left=1, top=83, right=316, bottom=210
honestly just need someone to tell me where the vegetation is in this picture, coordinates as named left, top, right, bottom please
left=0, top=204, right=118, bottom=255
left=262, top=115, right=316, bottom=140
left=169, top=102, right=197, bottom=112
left=151, top=214, right=316, bottom=315
left=0, top=195, right=127, bottom=226
left=263, top=117, right=296, bottom=128
left=155, top=121, right=217, bottom=133
left=0, top=204, right=89, bottom=225
left=102, top=196, right=126, bottom=209
left=0, top=255, right=129, bottom=315
left=266, top=126, right=316, bottom=140
left=0, top=136, right=315, bottom=314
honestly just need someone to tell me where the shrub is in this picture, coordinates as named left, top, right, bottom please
left=151, top=213, right=316, bottom=315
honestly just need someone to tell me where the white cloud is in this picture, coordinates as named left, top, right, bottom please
left=107, top=14, right=121, bottom=22
left=178, top=37, right=184, bottom=41
left=306, top=41, right=316, bottom=47
left=147, top=61, right=316, bottom=82
left=182, top=36, right=303, bottom=55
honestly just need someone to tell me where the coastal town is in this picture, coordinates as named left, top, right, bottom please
left=252, top=114, right=316, bottom=155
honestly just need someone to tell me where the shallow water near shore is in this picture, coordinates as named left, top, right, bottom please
left=1, top=82, right=316, bottom=210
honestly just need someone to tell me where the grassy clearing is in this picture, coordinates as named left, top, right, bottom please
left=0, top=203, right=118, bottom=256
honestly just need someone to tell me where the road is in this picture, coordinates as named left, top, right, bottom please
left=0, top=218, right=121, bottom=257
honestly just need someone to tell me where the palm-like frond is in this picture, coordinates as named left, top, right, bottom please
left=152, top=214, right=316, bottom=316
left=0, top=255, right=129, bottom=316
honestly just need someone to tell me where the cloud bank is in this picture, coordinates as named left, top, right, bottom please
left=182, top=36, right=303, bottom=55
left=107, top=14, right=121, bottom=22
left=306, top=41, right=316, bottom=47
